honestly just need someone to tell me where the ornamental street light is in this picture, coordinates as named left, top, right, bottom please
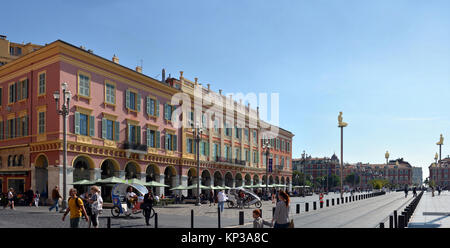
left=53, top=82, right=72, bottom=212
left=194, top=121, right=204, bottom=206
left=338, top=112, right=348, bottom=198
left=262, top=140, right=271, bottom=200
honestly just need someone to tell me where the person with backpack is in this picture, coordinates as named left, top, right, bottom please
left=62, top=188, right=89, bottom=228
left=88, top=186, right=103, bottom=229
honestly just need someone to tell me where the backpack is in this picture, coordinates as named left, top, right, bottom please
left=69, top=196, right=85, bottom=216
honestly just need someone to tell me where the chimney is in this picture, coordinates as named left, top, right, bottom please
left=180, top=71, right=184, bottom=80
left=195, top=78, right=198, bottom=85
left=207, top=84, right=210, bottom=91
left=162, top=68, right=166, bottom=82
left=87, top=49, right=93, bottom=54
left=135, top=66, right=142, bottom=73
left=112, top=54, right=119, bottom=64
left=219, top=89, right=222, bottom=95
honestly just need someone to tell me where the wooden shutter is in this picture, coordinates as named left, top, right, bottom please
left=173, top=135, right=177, bottom=151
left=24, top=116, right=28, bottom=136
left=102, top=118, right=107, bottom=139
left=89, top=116, right=95, bottom=137
left=156, top=100, right=159, bottom=117
left=165, top=134, right=169, bottom=150
left=115, top=121, right=120, bottom=141
left=146, top=128, right=151, bottom=147
left=137, top=126, right=141, bottom=144
left=74, top=112, right=80, bottom=134
left=0, top=121, right=3, bottom=140
left=146, top=97, right=151, bottom=115
left=156, top=131, right=160, bottom=148
left=137, top=93, right=141, bottom=112
left=125, top=90, right=130, bottom=109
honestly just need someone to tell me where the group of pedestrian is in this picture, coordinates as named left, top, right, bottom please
left=61, top=186, right=103, bottom=228
left=253, top=190, right=292, bottom=228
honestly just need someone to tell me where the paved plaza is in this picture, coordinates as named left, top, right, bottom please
left=408, top=190, right=450, bottom=228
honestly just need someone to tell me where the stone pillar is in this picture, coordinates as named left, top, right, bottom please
left=156, top=174, right=165, bottom=196
left=210, top=177, right=215, bottom=187
left=30, top=166, right=36, bottom=192
left=180, top=175, right=188, bottom=197
left=171, top=175, right=179, bottom=197
left=90, top=168, right=102, bottom=181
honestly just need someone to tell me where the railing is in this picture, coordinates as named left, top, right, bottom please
left=123, top=142, right=147, bottom=152
left=215, top=157, right=247, bottom=166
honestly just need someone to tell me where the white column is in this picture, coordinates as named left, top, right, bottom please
left=156, top=174, right=165, bottom=196
left=210, top=177, right=215, bottom=187
left=171, top=175, right=179, bottom=197
left=180, top=175, right=188, bottom=197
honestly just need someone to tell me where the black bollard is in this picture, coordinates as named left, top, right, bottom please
left=341, top=197, right=344, bottom=203
left=296, top=204, right=300, bottom=214
left=337, top=198, right=340, bottom=205
left=389, top=215, right=394, bottom=228
left=313, top=202, right=317, bottom=210
left=154, top=213, right=158, bottom=228
left=398, top=215, right=405, bottom=228
left=305, top=202, right=309, bottom=212
left=239, top=211, right=244, bottom=225
left=332, top=198, right=334, bottom=206
left=345, top=197, right=348, bottom=203
left=320, top=202, right=323, bottom=208
left=218, top=206, right=221, bottom=228
left=326, top=199, right=329, bottom=207
left=191, top=209, right=194, bottom=228
left=107, top=217, right=111, bottom=228
left=394, top=211, right=398, bottom=228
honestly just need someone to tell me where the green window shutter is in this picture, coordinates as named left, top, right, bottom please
left=102, top=118, right=107, bottom=139
left=137, top=126, right=141, bottom=144
left=23, top=79, right=28, bottom=99
left=164, top=103, right=168, bottom=120
left=89, top=116, right=95, bottom=137
left=146, top=128, right=151, bottom=147
left=173, top=135, right=177, bottom=151
left=156, top=131, right=160, bottom=148
left=24, top=116, right=28, bottom=136
left=127, top=125, right=131, bottom=142
left=115, top=121, right=120, bottom=141
left=156, top=100, right=159, bottom=117
left=74, top=112, right=80, bottom=135
left=206, top=142, right=209, bottom=156
left=125, top=90, right=130, bottom=109
left=0, top=121, right=3, bottom=140
left=165, top=134, right=169, bottom=150
left=146, top=97, right=151, bottom=115
left=137, top=93, right=141, bottom=112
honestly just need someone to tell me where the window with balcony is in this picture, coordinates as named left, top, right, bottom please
left=164, top=103, right=174, bottom=121
left=146, top=128, right=160, bottom=148
left=165, top=133, right=177, bottom=151
left=102, top=118, right=119, bottom=141
left=187, top=138, right=194, bottom=154
left=126, top=89, right=141, bottom=112
left=146, top=97, right=159, bottom=117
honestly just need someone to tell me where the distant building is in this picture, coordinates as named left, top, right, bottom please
left=429, top=157, right=450, bottom=188
left=292, top=152, right=339, bottom=184
left=0, top=35, right=42, bottom=66
left=412, top=167, right=423, bottom=186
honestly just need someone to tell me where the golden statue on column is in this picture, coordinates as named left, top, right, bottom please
left=437, top=134, right=444, bottom=145
left=385, top=151, right=389, bottom=159
left=338, top=112, right=348, bottom=127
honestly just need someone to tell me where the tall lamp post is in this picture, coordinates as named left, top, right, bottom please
left=263, top=140, right=271, bottom=200
left=194, top=121, right=204, bottom=206
left=53, top=82, right=72, bottom=212
left=338, top=112, right=348, bottom=198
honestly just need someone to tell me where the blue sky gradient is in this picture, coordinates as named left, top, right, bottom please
left=3, top=0, right=450, bottom=178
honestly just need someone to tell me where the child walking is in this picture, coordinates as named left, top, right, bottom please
left=253, top=209, right=272, bottom=228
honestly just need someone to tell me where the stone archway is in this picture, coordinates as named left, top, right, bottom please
left=100, top=159, right=120, bottom=202
left=125, top=161, right=141, bottom=180
left=213, top=171, right=223, bottom=187
left=269, top=175, right=274, bottom=185
left=201, top=170, right=211, bottom=186
left=275, top=176, right=280, bottom=184
left=34, top=154, right=49, bottom=198
left=225, top=172, right=233, bottom=188
left=253, top=174, right=260, bottom=185
left=235, top=173, right=243, bottom=187
left=73, top=155, right=94, bottom=194
left=245, top=174, right=252, bottom=186
left=187, top=168, right=197, bottom=197
left=164, top=166, right=177, bottom=196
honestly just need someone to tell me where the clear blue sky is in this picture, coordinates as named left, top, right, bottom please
left=4, top=0, right=450, bottom=179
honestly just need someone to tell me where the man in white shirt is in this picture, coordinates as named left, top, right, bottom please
left=217, top=190, right=227, bottom=212
left=126, top=187, right=137, bottom=210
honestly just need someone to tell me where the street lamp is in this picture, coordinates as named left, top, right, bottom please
left=53, top=82, right=72, bottom=212
left=262, top=140, right=271, bottom=200
left=193, top=121, right=204, bottom=206
left=338, top=111, right=348, bottom=198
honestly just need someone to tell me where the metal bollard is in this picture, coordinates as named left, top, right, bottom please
left=332, top=198, right=335, bottom=206
left=337, top=198, right=340, bottom=205
left=345, top=197, right=348, bottom=203
left=398, top=215, right=405, bottom=228
left=239, top=211, right=244, bottom=225
left=341, top=197, right=344, bottom=203
left=326, top=199, right=329, bottom=207
left=154, top=213, right=158, bottom=228
left=394, top=210, right=398, bottom=228
left=218, top=206, right=221, bottom=228
left=389, top=215, right=393, bottom=228
left=107, top=217, right=111, bottom=228
left=305, top=202, right=309, bottom=212
left=380, top=222, right=384, bottom=228
left=320, top=202, right=323, bottom=208
left=191, top=209, right=194, bottom=228
left=313, top=202, right=317, bottom=210
left=296, top=204, right=300, bottom=214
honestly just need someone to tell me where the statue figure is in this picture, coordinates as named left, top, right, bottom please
left=437, top=134, right=444, bottom=145
left=435, top=152, right=439, bottom=160
left=385, top=151, right=389, bottom=159
left=338, top=112, right=348, bottom=127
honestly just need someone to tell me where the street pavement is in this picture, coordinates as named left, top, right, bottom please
left=408, top=190, right=450, bottom=228
left=0, top=191, right=406, bottom=228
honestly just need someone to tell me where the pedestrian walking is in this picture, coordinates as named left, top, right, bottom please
left=1, top=193, right=8, bottom=209
left=34, top=190, right=40, bottom=207
left=404, top=185, right=408, bottom=198
left=272, top=190, right=291, bottom=228
left=209, top=191, right=215, bottom=206
left=217, top=189, right=227, bottom=213
left=413, top=187, right=417, bottom=197
left=26, top=188, right=34, bottom=207
left=88, top=186, right=102, bottom=228
left=438, top=186, right=442, bottom=196
left=7, top=188, right=15, bottom=210
left=432, top=186, right=435, bottom=197
left=253, top=209, right=272, bottom=228
left=62, top=188, right=89, bottom=228
left=142, top=190, right=154, bottom=226
left=49, top=186, right=62, bottom=212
